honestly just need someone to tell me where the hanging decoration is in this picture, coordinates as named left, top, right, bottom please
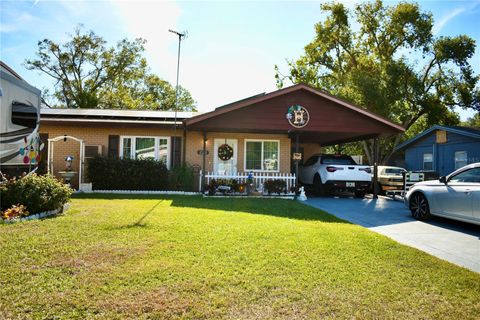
left=218, top=143, right=234, bottom=161
left=286, top=105, right=309, bottom=128
left=19, top=134, right=43, bottom=164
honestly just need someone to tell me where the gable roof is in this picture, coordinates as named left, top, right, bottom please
left=185, top=83, right=405, bottom=132
left=394, top=125, right=480, bottom=151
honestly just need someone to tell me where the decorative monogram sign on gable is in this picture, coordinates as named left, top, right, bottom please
left=286, top=105, right=309, bottom=128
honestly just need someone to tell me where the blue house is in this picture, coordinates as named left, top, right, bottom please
left=394, top=125, right=480, bottom=177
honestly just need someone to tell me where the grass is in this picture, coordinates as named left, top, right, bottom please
left=1, top=194, right=479, bottom=319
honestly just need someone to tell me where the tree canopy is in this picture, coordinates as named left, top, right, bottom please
left=276, top=0, right=479, bottom=163
left=462, top=112, right=480, bottom=127
left=25, top=27, right=196, bottom=111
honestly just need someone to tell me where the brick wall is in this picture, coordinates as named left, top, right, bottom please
left=185, top=131, right=291, bottom=173
left=40, top=124, right=178, bottom=189
left=40, top=123, right=293, bottom=189
left=301, top=143, right=323, bottom=163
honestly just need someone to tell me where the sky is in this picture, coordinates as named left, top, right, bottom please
left=1, top=0, right=479, bottom=121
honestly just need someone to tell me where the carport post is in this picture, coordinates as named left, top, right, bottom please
left=201, top=131, right=207, bottom=193
left=295, top=132, right=300, bottom=188
left=373, top=137, right=379, bottom=199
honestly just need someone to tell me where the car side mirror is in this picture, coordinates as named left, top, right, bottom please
left=439, top=176, right=447, bottom=184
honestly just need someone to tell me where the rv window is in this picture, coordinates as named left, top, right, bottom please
left=11, top=102, right=38, bottom=129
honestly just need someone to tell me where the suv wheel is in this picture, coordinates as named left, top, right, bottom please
left=313, top=175, right=326, bottom=196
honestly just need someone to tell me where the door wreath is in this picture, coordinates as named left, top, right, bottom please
left=218, top=143, right=234, bottom=161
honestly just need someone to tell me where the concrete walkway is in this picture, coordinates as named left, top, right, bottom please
left=305, top=196, right=480, bottom=273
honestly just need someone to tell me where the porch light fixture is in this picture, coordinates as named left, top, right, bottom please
left=169, top=28, right=187, bottom=168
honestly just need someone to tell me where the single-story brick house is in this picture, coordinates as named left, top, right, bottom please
left=393, top=125, right=480, bottom=177
left=39, top=84, right=404, bottom=190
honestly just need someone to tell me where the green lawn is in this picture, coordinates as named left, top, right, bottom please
left=1, top=195, right=479, bottom=319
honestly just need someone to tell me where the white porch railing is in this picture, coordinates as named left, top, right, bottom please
left=201, top=171, right=296, bottom=195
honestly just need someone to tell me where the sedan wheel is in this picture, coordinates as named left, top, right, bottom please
left=410, top=193, right=431, bottom=220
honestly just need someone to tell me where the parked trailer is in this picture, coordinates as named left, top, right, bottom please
left=0, top=62, right=42, bottom=176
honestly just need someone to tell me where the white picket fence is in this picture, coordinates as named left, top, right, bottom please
left=201, top=171, right=296, bottom=195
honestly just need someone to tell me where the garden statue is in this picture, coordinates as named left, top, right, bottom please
left=246, top=171, right=254, bottom=195
left=298, top=186, right=307, bottom=201
left=58, top=155, right=77, bottom=187
left=64, top=155, right=74, bottom=171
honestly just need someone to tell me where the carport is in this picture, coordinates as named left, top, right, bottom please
left=183, top=84, right=405, bottom=196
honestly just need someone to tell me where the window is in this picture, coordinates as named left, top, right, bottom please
left=11, top=102, right=38, bottom=129
left=384, top=168, right=406, bottom=175
left=85, top=145, right=102, bottom=159
left=245, top=140, right=279, bottom=171
left=454, top=151, right=468, bottom=170
left=120, top=136, right=170, bottom=168
left=304, top=156, right=319, bottom=167
left=158, top=138, right=169, bottom=164
left=450, top=167, right=480, bottom=183
left=321, top=155, right=356, bottom=165
left=423, top=153, right=433, bottom=170
left=135, top=137, right=155, bottom=160
left=122, top=138, right=132, bottom=159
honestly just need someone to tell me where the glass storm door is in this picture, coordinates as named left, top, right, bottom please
left=213, top=139, right=238, bottom=175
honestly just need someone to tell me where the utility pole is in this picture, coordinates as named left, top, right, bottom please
left=168, top=29, right=186, bottom=169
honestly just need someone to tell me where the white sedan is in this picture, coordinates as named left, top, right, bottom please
left=405, top=163, right=480, bottom=225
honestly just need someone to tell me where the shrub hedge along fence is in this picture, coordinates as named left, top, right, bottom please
left=86, top=156, right=195, bottom=191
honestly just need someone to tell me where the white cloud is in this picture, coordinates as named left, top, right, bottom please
left=0, top=23, right=17, bottom=33
left=181, top=46, right=278, bottom=113
left=111, top=1, right=281, bottom=112
left=432, top=7, right=465, bottom=35
left=432, top=0, right=480, bottom=35
left=0, top=10, right=38, bottom=34
left=112, top=0, right=182, bottom=84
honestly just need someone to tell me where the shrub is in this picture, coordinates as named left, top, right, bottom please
left=86, top=156, right=169, bottom=190
left=169, top=163, right=195, bottom=191
left=263, top=179, right=287, bottom=195
left=204, top=179, right=244, bottom=195
left=0, top=174, right=72, bottom=215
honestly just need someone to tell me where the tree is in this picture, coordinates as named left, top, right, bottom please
left=461, top=113, right=480, bottom=127
left=25, top=26, right=196, bottom=111
left=276, top=0, right=479, bottom=164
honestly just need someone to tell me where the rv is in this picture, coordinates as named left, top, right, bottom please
left=0, top=61, right=42, bottom=177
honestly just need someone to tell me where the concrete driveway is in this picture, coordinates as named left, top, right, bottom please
left=305, top=195, right=480, bottom=273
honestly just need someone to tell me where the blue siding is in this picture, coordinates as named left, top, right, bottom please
left=403, top=130, right=480, bottom=176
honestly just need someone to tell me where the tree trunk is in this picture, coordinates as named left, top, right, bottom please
left=361, top=140, right=373, bottom=165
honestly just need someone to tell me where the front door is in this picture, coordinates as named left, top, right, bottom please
left=213, top=139, right=238, bottom=175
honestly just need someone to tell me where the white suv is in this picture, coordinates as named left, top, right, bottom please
left=299, top=154, right=372, bottom=197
